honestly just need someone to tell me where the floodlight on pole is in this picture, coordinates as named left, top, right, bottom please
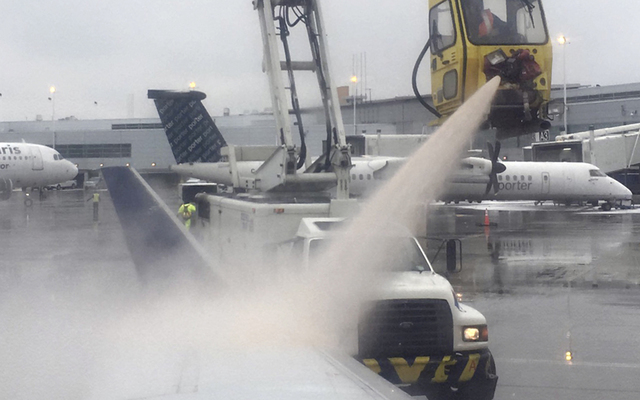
left=49, top=86, right=56, bottom=149
left=557, top=35, right=569, bottom=134
left=351, top=75, right=357, bottom=135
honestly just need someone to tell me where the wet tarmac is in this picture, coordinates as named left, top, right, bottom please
left=3, top=191, right=640, bottom=399
left=427, top=201, right=640, bottom=400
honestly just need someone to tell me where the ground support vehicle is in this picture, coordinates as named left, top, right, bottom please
left=194, top=192, right=497, bottom=399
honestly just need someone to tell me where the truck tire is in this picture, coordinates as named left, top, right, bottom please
left=454, top=355, right=498, bottom=400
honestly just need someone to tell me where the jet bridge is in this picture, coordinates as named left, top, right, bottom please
left=527, top=123, right=640, bottom=192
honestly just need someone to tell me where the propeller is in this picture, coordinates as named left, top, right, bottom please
left=485, top=141, right=507, bottom=195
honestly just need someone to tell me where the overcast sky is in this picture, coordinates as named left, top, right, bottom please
left=1, top=1, right=638, bottom=122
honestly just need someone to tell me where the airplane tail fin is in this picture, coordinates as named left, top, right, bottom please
left=147, top=89, right=227, bottom=164
left=102, top=166, right=222, bottom=288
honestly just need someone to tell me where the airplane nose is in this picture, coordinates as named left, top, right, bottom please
left=612, top=179, right=632, bottom=200
left=67, top=161, right=78, bottom=179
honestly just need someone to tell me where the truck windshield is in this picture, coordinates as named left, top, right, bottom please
left=309, top=237, right=432, bottom=273
left=462, top=0, right=548, bottom=45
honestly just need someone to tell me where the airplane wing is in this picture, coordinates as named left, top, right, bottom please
left=101, top=166, right=413, bottom=400
left=115, top=349, right=412, bottom=400
left=101, top=166, right=221, bottom=287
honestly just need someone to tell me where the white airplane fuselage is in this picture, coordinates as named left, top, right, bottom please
left=170, top=156, right=406, bottom=195
left=169, top=155, right=631, bottom=205
left=0, top=143, right=78, bottom=198
left=443, top=159, right=632, bottom=203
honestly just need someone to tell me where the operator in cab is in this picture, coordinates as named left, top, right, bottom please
left=464, top=0, right=510, bottom=43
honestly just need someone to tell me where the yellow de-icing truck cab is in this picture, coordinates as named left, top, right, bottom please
left=429, top=0, right=552, bottom=139
left=289, top=218, right=498, bottom=400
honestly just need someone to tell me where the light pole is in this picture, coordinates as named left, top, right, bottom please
left=49, top=86, right=56, bottom=149
left=351, top=75, right=357, bottom=135
left=557, top=35, right=569, bottom=134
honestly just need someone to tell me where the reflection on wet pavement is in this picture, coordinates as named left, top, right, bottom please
left=427, top=202, right=640, bottom=399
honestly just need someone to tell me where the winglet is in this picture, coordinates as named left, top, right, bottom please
left=102, top=166, right=221, bottom=288
left=148, top=89, right=227, bottom=164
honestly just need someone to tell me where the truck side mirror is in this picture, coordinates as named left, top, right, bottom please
left=446, top=239, right=462, bottom=273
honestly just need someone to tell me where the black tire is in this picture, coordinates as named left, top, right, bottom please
left=56, top=184, right=61, bottom=190
left=455, top=355, right=498, bottom=400
left=601, top=202, right=612, bottom=211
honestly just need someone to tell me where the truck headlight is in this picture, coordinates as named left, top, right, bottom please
left=463, top=325, right=488, bottom=342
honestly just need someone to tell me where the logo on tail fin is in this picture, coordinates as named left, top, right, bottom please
left=148, top=90, right=227, bottom=164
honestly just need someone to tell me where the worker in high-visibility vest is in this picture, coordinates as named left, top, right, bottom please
left=86, top=191, right=100, bottom=221
left=178, top=201, right=196, bottom=229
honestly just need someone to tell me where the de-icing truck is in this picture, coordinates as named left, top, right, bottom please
left=194, top=193, right=497, bottom=399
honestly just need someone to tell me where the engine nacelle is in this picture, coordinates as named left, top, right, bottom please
left=0, top=178, right=13, bottom=201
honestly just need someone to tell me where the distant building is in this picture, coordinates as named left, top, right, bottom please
left=1, top=82, right=639, bottom=173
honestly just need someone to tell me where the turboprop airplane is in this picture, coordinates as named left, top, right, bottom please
left=0, top=142, right=78, bottom=201
left=444, top=157, right=632, bottom=210
left=148, top=89, right=408, bottom=194
left=148, top=89, right=631, bottom=209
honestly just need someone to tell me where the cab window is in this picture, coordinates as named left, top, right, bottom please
left=589, top=169, right=606, bottom=177
left=308, top=237, right=431, bottom=273
left=462, top=0, right=548, bottom=45
left=430, top=0, right=456, bottom=54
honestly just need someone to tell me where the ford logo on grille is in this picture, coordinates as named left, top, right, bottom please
left=399, top=322, right=414, bottom=330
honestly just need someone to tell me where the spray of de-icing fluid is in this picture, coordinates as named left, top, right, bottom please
left=1, top=78, right=500, bottom=399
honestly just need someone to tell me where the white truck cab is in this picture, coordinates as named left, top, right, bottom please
left=287, top=218, right=498, bottom=399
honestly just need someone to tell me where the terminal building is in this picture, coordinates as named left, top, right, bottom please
left=1, top=82, right=640, bottom=183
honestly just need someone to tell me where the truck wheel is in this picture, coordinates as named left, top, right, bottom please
left=601, top=202, right=612, bottom=211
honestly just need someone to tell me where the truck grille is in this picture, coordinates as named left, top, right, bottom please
left=358, top=299, right=453, bottom=358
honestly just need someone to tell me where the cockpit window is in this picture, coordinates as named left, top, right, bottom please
left=53, top=154, right=58, bottom=160
left=589, top=169, right=606, bottom=177
left=462, top=0, right=548, bottom=45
